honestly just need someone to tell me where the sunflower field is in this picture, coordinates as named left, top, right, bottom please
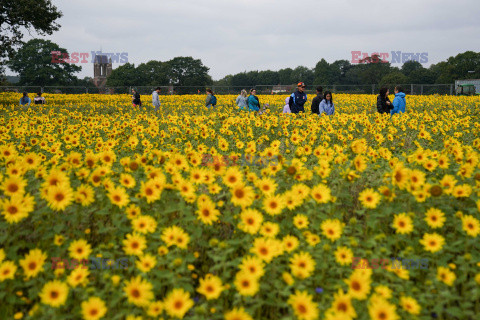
left=0, top=92, right=479, bottom=320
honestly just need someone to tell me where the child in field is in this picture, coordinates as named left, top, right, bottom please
left=391, top=86, right=406, bottom=115
left=282, top=96, right=291, bottom=113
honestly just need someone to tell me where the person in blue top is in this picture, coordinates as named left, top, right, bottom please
left=391, top=86, right=406, bottom=115
left=19, top=92, right=31, bottom=107
left=247, top=88, right=260, bottom=111
left=236, top=89, right=248, bottom=110
left=319, top=91, right=335, bottom=116
left=289, top=82, right=308, bottom=113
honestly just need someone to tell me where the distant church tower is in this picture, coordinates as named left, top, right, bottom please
left=93, top=55, right=112, bottom=87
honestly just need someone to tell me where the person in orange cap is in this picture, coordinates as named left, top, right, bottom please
left=288, top=82, right=308, bottom=113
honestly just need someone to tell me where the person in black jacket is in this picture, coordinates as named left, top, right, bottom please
left=132, top=89, right=142, bottom=109
left=310, top=86, right=323, bottom=114
left=377, top=87, right=392, bottom=114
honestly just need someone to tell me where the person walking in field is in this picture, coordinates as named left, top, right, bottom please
left=205, top=89, right=217, bottom=108
left=152, top=87, right=161, bottom=112
left=310, top=86, right=323, bottom=114
left=377, top=87, right=393, bottom=114
left=132, top=89, right=142, bottom=108
left=391, top=86, right=406, bottom=116
left=34, top=92, right=46, bottom=105
left=282, top=96, right=291, bottom=113
left=236, top=89, right=248, bottom=110
left=289, top=82, right=308, bottom=113
left=19, top=92, right=31, bottom=107
left=247, top=88, right=260, bottom=112
left=319, top=91, right=335, bottom=116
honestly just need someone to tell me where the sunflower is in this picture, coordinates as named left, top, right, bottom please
left=399, top=296, right=421, bottom=315
left=132, top=215, right=157, bottom=234
left=67, top=268, right=90, bottom=287
left=119, top=173, right=136, bottom=189
left=68, top=239, right=92, bottom=260
left=146, top=301, right=163, bottom=317
left=358, top=188, right=381, bottom=209
left=135, top=254, right=156, bottom=273
left=391, top=164, right=409, bottom=189
left=42, top=169, right=70, bottom=189
left=263, top=194, right=285, bottom=216
left=81, top=297, right=107, bottom=320
left=424, top=208, right=445, bottom=229
left=223, top=167, right=243, bottom=187
left=124, top=276, right=154, bottom=307
left=419, top=233, right=445, bottom=253
left=196, top=201, right=221, bottom=225
left=392, top=213, right=414, bottom=234
left=39, top=280, right=69, bottom=308
left=368, top=297, right=399, bottom=320
left=461, top=215, right=480, bottom=237
left=283, top=235, right=299, bottom=253
left=238, top=209, right=264, bottom=234
left=189, top=167, right=206, bottom=184
left=1, top=194, right=29, bottom=224
left=436, top=266, right=456, bottom=286
left=123, top=233, right=147, bottom=256
left=334, top=246, right=353, bottom=266
left=290, top=251, right=316, bottom=279
left=163, top=288, right=194, bottom=319
left=288, top=290, right=318, bottom=320
left=224, top=307, right=253, bottom=320
left=125, top=204, right=141, bottom=220
left=75, top=184, right=95, bottom=206
left=452, top=184, right=472, bottom=198
left=256, top=177, right=278, bottom=196
left=374, top=285, right=392, bottom=299
left=293, top=214, right=309, bottom=229
left=238, top=255, right=265, bottom=279
left=161, top=226, right=190, bottom=249
left=326, top=289, right=357, bottom=320
left=0, top=260, right=17, bottom=281
left=345, top=271, right=371, bottom=300
left=321, top=219, right=344, bottom=242
left=1, top=175, right=27, bottom=196
left=234, top=271, right=259, bottom=296
left=46, top=184, right=74, bottom=211
left=260, top=222, right=280, bottom=238
left=140, top=180, right=161, bottom=203
left=310, top=183, right=332, bottom=203
left=250, top=237, right=282, bottom=263
left=19, top=248, right=47, bottom=279
left=196, top=274, right=224, bottom=300
left=107, top=186, right=130, bottom=208
left=230, top=183, right=255, bottom=208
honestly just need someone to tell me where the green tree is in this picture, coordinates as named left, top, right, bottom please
left=8, top=39, right=81, bottom=86
left=164, top=57, right=212, bottom=89
left=314, top=59, right=330, bottom=85
left=277, top=68, right=293, bottom=85
left=106, top=63, right=140, bottom=87
left=431, top=51, right=480, bottom=83
left=291, top=66, right=314, bottom=85
left=401, top=61, right=423, bottom=77
left=1, top=0, right=62, bottom=72
left=136, top=60, right=170, bottom=86
left=379, top=72, right=408, bottom=88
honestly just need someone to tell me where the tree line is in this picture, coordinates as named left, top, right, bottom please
left=3, top=38, right=479, bottom=92
left=213, top=51, right=480, bottom=88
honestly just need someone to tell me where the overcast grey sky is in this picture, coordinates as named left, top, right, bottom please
left=20, top=0, right=480, bottom=80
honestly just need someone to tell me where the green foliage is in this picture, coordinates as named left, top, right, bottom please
left=0, top=0, right=62, bottom=71
left=7, top=39, right=82, bottom=86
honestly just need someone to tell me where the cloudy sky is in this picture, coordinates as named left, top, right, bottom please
left=19, top=0, right=480, bottom=80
